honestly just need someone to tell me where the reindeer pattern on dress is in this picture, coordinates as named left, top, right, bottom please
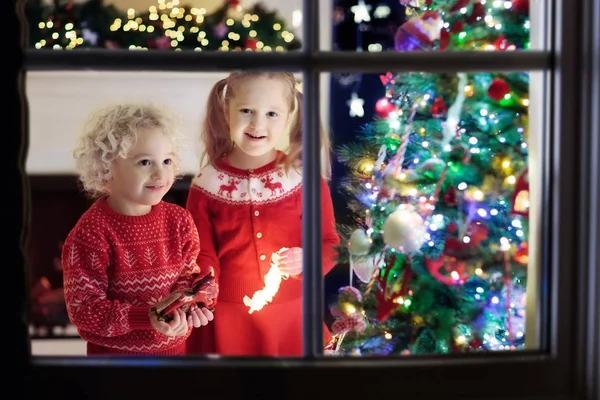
left=218, top=177, right=242, bottom=198
left=192, top=163, right=302, bottom=205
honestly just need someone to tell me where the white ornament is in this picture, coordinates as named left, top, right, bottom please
left=373, top=5, right=391, bottom=19
left=382, top=207, right=427, bottom=253
left=350, top=254, right=384, bottom=283
left=348, top=229, right=372, bottom=255
left=351, top=0, right=372, bottom=23
left=442, top=72, right=468, bottom=146
left=375, top=144, right=387, bottom=172
left=347, top=92, right=365, bottom=117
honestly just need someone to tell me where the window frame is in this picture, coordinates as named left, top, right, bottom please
left=11, top=0, right=599, bottom=399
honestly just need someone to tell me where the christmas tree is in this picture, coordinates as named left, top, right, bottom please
left=328, top=0, right=531, bottom=355
left=26, top=0, right=301, bottom=51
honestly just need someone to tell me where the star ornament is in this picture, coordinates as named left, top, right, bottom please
left=347, top=92, right=365, bottom=117
left=351, top=0, right=372, bottom=23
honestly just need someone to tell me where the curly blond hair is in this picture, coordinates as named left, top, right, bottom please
left=73, top=102, right=183, bottom=198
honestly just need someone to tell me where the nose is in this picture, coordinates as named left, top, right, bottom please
left=249, top=115, right=265, bottom=130
left=151, top=165, right=166, bottom=181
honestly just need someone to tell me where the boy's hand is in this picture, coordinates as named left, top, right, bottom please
left=187, top=307, right=214, bottom=328
left=149, top=308, right=189, bottom=337
left=278, top=247, right=303, bottom=277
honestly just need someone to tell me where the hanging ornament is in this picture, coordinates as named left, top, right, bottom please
left=493, top=35, right=516, bottom=51
left=213, top=22, right=228, bottom=39
left=373, top=256, right=413, bottom=321
left=394, top=11, right=444, bottom=52
left=330, top=286, right=367, bottom=335
left=442, top=73, right=468, bottom=146
left=379, top=72, right=394, bottom=85
left=347, top=92, right=365, bottom=117
left=351, top=255, right=383, bottom=283
left=487, top=78, right=511, bottom=101
left=350, top=0, right=372, bottom=23
left=348, top=229, right=372, bottom=255
left=511, top=167, right=529, bottom=216
left=425, top=238, right=474, bottom=285
left=375, top=98, right=397, bottom=118
left=430, top=97, right=447, bottom=117
left=511, top=0, right=530, bottom=14
left=382, top=206, right=427, bottom=253
left=373, top=5, right=392, bottom=19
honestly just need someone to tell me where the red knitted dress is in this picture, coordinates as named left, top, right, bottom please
left=186, top=156, right=340, bottom=356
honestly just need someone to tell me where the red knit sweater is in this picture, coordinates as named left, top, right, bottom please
left=186, top=156, right=340, bottom=305
left=61, top=197, right=202, bottom=355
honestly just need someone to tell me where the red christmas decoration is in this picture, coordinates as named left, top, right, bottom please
left=439, top=28, right=450, bottom=50
left=380, top=72, right=394, bottom=85
left=444, top=186, right=457, bottom=206
left=450, top=21, right=465, bottom=34
left=374, top=256, right=411, bottom=322
left=425, top=236, right=478, bottom=285
left=493, top=35, right=514, bottom=50
left=395, top=11, right=443, bottom=52
left=514, top=242, right=529, bottom=264
left=511, top=0, right=530, bottom=14
left=375, top=98, right=397, bottom=118
left=487, top=77, right=511, bottom=101
left=227, top=0, right=241, bottom=8
left=511, top=167, right=529, bottom=216
left=430, top=97, right=447, bottom=117
left=244, top=38, right=259, bottom=50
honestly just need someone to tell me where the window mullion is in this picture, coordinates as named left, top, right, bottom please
left=301, top=0, right=323, bottom=358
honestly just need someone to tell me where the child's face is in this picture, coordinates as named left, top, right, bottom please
left=106, top=127, right=176, bottom=216
left=227, top=76, right=291, bottom=161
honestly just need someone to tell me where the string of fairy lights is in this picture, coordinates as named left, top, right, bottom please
left=33, top=0, right=297, bottom=51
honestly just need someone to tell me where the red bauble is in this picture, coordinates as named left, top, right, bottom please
left=487, top=78, right=511, bottom=101
left=430, top=97, right=447, bottom=117
left=375, top=98, right=397, bottom=118
left=450, top=21, right=464, bottom=33
left=244, top=38, right=259, bottom=50
left=512, top=0, right=529, bottom=14
left=493, top=35, right=510, bottom=50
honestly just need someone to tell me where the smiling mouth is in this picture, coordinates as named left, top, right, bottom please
left=146, top=185, right=165, bottom=191
left=245, top=132, right=266, bottom=139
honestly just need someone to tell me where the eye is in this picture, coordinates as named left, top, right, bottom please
left=267, top=111, right=278, bottom=117
left=163, top=158, right=173, bottom=165
left=138, top=159, right=151, bottom=166
left=240, top=108, right=253, bottom=114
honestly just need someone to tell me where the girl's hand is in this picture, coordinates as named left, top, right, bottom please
left=278, top=247, right=303, bottom=277
left=187, top=307, right=214, bottom=328
left=149, top=308, right=190, bottom=337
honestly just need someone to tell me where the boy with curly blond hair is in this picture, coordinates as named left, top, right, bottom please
left=62, top=103, right=216, bottom=355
